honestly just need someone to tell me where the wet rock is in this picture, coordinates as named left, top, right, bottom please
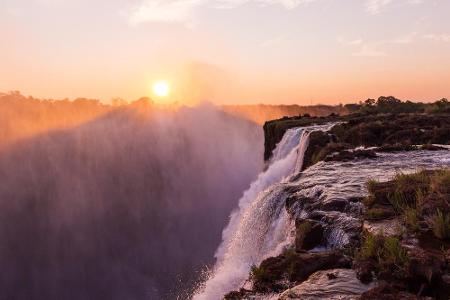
left=223, top=288, right=253, bottom=300
left=376, top=143, right=417, bottom=152
left=359, top=281, right=432, bottom=300
left=407, top=247, right=444, bottom=284
left=289, top=251, right=352, bottom=282
left=252, top=251, right=351, bottom=293
left=279, top=269, right=375, bottom=300
left=420, top=144, right=448, bottom=151
left=353, top=260, right=376, bottom=284
left=324, top=149, right=377, bottom=162
left=437, top=274, right=450, bottom=300
left=321, top=198, right=349, bottom=212
left=295, top=219, right=325, bottom=251
left=263, top=115, right=341, bottom=161
left=303, top=131, right=333, bottom=169
left=363, top=218, right=403, bottom=237
left=286, top=195, right=314, bottom=213
left=364, top=207, right=396, bottom=221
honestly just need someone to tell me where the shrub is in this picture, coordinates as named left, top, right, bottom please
left=403, top=207, right=420, bottom=232
left=365, top=207, right=394, bottom=220
left=430, top=169, right=450, bottom=195
left=357, top=233, right=409, bottom=276
left=387, top=190, right=408, bottom=213
left=427, top=210, right=450, bottom=240
left=366, top=179, right=378, bottom=194
left=249, top=264, right=267, bottom=283
left=382, top=236, right=409, bottom=270
left=358, top=232, right=382, bottom=260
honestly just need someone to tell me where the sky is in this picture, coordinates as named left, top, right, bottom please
left=1, top=0, right=450, bottom=104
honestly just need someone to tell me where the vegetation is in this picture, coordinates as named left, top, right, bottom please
left=356, top=232, right=409, bottom=276
left=427, top=209, right=450, bottom=240
left=350, top=96, right=450, bottom=115
left=364, top=169, right=450, bottom=240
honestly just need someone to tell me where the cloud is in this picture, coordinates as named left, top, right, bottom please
left=352, top=44, right=387, bottom=57
left=365, top=0, right=423, bottom=15
left=129, top=0, right=203, bottom=24
left=128, top=0, right=317, bottom=24
left=365, top=0, right=393, bottom=14
left=423, top=33, right=450, bottom=43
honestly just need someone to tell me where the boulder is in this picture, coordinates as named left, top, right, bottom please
left=359, top=281, right=433, bottom=300
left=324, top=149, right=377, bottom=162
left=252, top=251, right=351, bottom=293
left=295, top=220, right=324, bottom=251
left=279, top=269, right=375, bottom=300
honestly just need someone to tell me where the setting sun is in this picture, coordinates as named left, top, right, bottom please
left=152, top=81, right=170, bottom=98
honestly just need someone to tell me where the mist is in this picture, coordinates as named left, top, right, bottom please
left=0, top=100, right=263, bottom=299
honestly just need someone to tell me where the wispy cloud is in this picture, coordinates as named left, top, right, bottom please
left=365, top=0, right=423, bottom=15
left=352, top=44, right=387, bottom=57
left=365, top=0, right=393, bottom=15
left=339, top=32, right=418, bottom=57
left=128, top=0, right=317, bottom=24
left=129, top=0, right=203, bottom=24
left=423, top=33, right=450, bottom=43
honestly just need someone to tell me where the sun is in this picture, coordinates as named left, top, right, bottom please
left=152, top=80, right=170, bottom=98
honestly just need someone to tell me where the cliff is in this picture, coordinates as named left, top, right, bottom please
left=225, top=110, right=450, bottom=300
left=264, top=113, right=450, bottom=167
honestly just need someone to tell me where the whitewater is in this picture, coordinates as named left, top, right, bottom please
left=193, top=124, right=333, bottom=299
left=193, top=123, right=450, bottom=299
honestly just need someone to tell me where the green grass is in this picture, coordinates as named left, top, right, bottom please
left=365, top=207, right=393, bottom=220
left=366, top=179, right=378, bottom=194
left=403, top=207, right=420, bottom=232
left=430, top=169, right=450, bottom=195
left=249, top=264, right=267, bottom=283
left=357, top=232, right=409, bottom=275
left=382, top=236, right=409, bottom=269
left=357, top=232, right=381, bottom=260
left=427, top=209, right=450, bottom=240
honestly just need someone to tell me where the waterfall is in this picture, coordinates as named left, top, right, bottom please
left=193, top=124, right=332, bottom=300
left=294, top=131, right=310, bottom=174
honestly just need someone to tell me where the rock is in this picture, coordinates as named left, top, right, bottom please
left=359, top=281, right=433, bottom=300
left=324, top=149, right=377, bottom=162
left=376, top=143, right=417, bottom=152
left=303, top=131, right=334, bottom=169
left=364, top=207, right=396, bottom=221
left=353, top=260, right=376, bottom=284
left=288, top=251, right=352, bottom=283
left=327, top=272, right=338, bottom=280
left=279, top=269, right=375, bottom=300
left=321, top=198, right=349, bottom=212
left=420, top=144, right=448, bottom=151
left=223, top=288, right=253, bottom=300
left=407, top=247, right=444, bottom=284
left=252, top=251, right=351, bottom=293
left=263, top=115, right=341, bottom=161
left=363, top=218, right=403, bottom=237
left=437, top=274, right=450, bottom=300
left=295, top=220, right=325, bottom=251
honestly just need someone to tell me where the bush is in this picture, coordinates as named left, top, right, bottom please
left=403, top=207, right=420, bottom=232
left=381, top=236, right=409, bottom=270
left=427, top=210, right=450, bottom=240
left=249, top=264, right=267, bottom=283
left=356, top=233, right=409, bottom=276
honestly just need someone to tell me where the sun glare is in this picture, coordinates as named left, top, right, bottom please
left=152, top=81, right=170, bottom=98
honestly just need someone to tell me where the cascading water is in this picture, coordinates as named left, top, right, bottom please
left=194, top=124, right=333, bottom=300
left=194, top=121, right=450, bottom=299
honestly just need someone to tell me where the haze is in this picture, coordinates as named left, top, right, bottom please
left=1, top=0, right=450, bottom=104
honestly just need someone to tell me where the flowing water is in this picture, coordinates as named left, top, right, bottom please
left=193, top=123, right=450, bottom=299
left=193, top=124, right=333, bottom=300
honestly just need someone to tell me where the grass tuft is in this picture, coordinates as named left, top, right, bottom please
left=427, top=209, right=450, bottom=240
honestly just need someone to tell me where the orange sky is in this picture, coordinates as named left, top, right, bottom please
left=1, top=0, right=449, bottom=104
